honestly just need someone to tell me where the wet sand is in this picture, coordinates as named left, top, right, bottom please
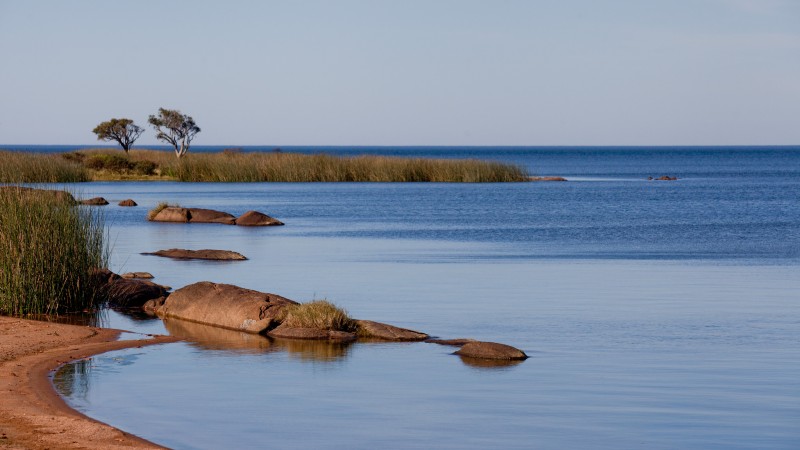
left=0, top=316, right=178, bottom=449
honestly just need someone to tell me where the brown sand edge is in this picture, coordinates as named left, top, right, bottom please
left=0, top=316, right=181, bottom=449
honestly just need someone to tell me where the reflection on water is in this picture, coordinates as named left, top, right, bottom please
left=163, top=316, right=352, bottom=362
left=52, top=358, right=92, bottom=402
left=456, top=355, right=525, bottom=369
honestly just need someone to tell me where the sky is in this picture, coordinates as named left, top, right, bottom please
left=1, top=0, right=798, bottom=146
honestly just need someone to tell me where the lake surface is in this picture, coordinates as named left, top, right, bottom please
left=46, top=147, right=800, bottom=449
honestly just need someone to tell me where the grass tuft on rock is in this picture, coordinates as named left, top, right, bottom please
left=0, top=186, right=108, bottom=315
left=146, top=202, right=179, bottom=221
left=279, top=300, right=358, bottom=332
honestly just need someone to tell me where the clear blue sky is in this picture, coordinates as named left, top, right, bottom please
left=1, top=0, right=798, bottom=146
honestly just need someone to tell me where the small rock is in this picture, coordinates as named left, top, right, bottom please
left=357, top=320, right=429, bottom=341
left=454, top=341, right=528, bottom=360
left=120, top=272, right=154, bottom=279
left=657, top=175, right=678, bottom=181
left=235, top=210, right=284, bottom=226
left=142, top=249, right=247, bottom=261
left=80, top=197, right=109, bottom=205
left=118, top=199, right=137, bottom=207
left=528, top=176, right=567, bottom=182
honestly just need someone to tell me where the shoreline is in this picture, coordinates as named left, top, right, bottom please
left=0, top=316, right=178, bottom=449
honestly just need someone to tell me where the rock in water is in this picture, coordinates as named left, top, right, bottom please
left=80, top=197, right=109, bottom=205
left=454, top=341, right=528, bottom=360
left=235, top=210, right=284, bottom=226
left=118, top=199, right=137, bottom=206
left=155, top=282, right=298, bottom=334
left=151, top=207, right=190, bottom=222
left=267, top=324, right=357, bottom=342
left=106, top=278, right=170, bottom=308
left=142, top=249, right=247, bottom=260
left=188, top=208, right=236, bottom=225
left=356, top=320, right=429, bottom=341
left=120, top=272, right=154, bottom=279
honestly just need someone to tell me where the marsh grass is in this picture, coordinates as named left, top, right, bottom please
left=0, top=151, right=89, bottom=182
left=1, top=148, right=527, bottom=182
left=0, top=187, right=108, bottom=315
left=279, top=300, right=358, bottom=332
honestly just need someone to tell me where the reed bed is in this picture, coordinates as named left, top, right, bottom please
left=0, top=151, right=89, bottom=182
left=0, top=187, right=108, bottom=315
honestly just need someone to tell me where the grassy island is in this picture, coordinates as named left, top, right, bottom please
left=0, top=149, right=528, bottom=183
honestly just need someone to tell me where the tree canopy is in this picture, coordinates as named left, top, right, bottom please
left=91, top=118, right=144, bottom=152
left=148, top=108, right=200, bottom=158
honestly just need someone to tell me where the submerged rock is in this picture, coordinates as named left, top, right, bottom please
left=235, top=210, right=284, bottom=226
left=426, top=338, right=476, bottom=346
left=142, top=249, right=247, bottom=261
left=154, top=281, right=298, bottom=334
left=268, top=324, right=357, bottom=342
left=118, top=199, right=137, bottom=207
left=356, top=320, right=429, bottom=341
left=80, top=197, right=109, bottom=205
left=188, top=208, right=236, bottom=225
left=454, top=341, right=528, bottom=360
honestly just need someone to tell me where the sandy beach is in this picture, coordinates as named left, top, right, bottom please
left=0, top=316, right=177, bottom=449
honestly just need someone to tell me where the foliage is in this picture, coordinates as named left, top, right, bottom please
left=92, top=118, right=144, bottom=152
left=148, top=108, right=201, bottom=158
left=279, top=300, right=358, bottom=332
left=0, top=187, right=108, bottom=315
left=0, top=151, right=89, bottom=182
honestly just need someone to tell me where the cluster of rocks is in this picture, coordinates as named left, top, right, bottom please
left=150, top=207, right=283, bottom=226
left=99, top=273, right=526, bottom=362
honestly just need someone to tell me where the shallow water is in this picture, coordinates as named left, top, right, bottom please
left=49, top=148, right=800, bottom=449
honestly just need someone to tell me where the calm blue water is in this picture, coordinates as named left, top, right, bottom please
left=42, top=147, right=800, bottom=449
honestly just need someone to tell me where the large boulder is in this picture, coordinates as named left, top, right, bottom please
left=80, top=197, right=109, bottom=205
left=268, top=324, right=357, bottom=342
left=188, top=208, right=236, bottom=225
left=106, top=278, right=170, bottom=308
left=356, top=320, right=429, bottom=341
left=235, top=210, right=284, bottom=226
left=454, top=341, right=528, bottom=360
left=142, top=249, right=247, bottom=261
left=154, top=282, right=298, bottom=334
left=151, top=207, right=190, bottom=222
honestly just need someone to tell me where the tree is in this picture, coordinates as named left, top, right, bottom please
left=92, top=118, right=144, bottom=153
left=148, top=108, right=201, bottom=158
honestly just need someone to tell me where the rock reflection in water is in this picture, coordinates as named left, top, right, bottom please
left=162, top=317, right=352, bottom=362
left=457, top=355, right=525, bottom=369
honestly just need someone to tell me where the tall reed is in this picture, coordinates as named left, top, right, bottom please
left=0, top=151, right=89, bottom=182
left=0, top=187, right=108, bottom=315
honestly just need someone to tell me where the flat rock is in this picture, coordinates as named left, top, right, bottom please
left=106, top=278, right=170, bottom=308
left=152, top=207, right=190, bottom=222
left=268, top=324, right=357, bottom=342
left=454, top=341, right=528, bottom=360
left=356, top=320, right=429, bottom=341
left=142, top=249, right=247, bottom=261
left=235, top=210, right=284, bottom=226
left=155, top=281, right=298, bottom=334
left=426, top=338, right=476, bottom=346
left=529, top=176, right=567, bottom=182
left=120, top=272, right=154, bottom=279
left=80, top=197, right=109, bottom=205
left=188, top=208, right=236, bottom=225
left=118, top=199, right=137, bottom=206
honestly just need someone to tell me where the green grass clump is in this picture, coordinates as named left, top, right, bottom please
left=279, top=300, right=358, bottom=332
left=0, top=151, right=89, bottom=182
left=0, top=186, right=108, bottom=315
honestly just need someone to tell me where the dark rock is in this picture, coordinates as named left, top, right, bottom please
left=657, top=175, right=678, bottom=181
left=235, top=210, right=284, bottom=226
left=151, top=207, right=190, bottom=222
left=142, top=297, right=167, bottom=315
left=106, top=278, right=170, bottom=308
left=118, top=199, right=137, bottom=207
left=426, top=338, right=476, bottom=347
left=120, top=272, right=154, bottom=279
left=89, top=267, right=121, bottom=285
left=454, top=341, right=528, bottom=360
left=356, top=320, right=428, bottom=341
left=80, top=197, right=109, bottom=205
left=268, top=324, right=357, bottom=342
left=142, top=249, right=247, bottom=261
left=528, top=176, right=567, bottom=182
left=188, top=208, right=236, bottom=225
left=155, top=281, right=298, bottom=334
